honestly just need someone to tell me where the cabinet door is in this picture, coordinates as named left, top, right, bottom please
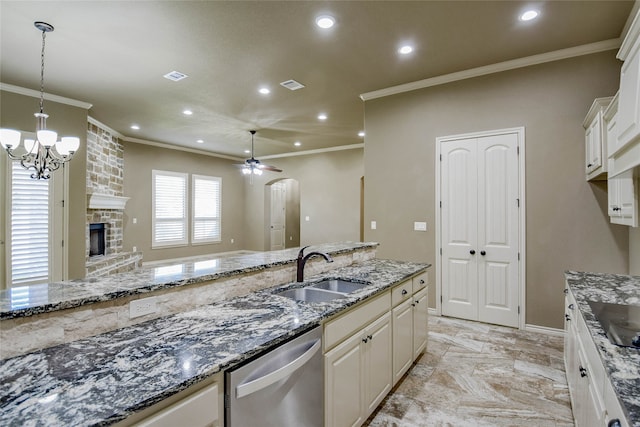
left=618, top=173, right=639, bottom=226
left=608, top=177, right=621, bottom=218
left=363, top=312, right=392, bottom=417
left=586, top=120, right=602, bottom=174
left=325, top=332, right=364, bottom=427
left=392, top=298, right=414, bottom=385
left=617, top=38, right=640, bottom=151
left=412, top=288, right=428, bottom=360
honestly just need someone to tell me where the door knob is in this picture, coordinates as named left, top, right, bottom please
left=480, top=250, right=486, bottom=256
left=470, top=250, right=476, bottom=255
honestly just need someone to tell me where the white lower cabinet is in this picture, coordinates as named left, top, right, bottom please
left=121, top=376, right=222, bottom=427
left=564, top=287, right=629, bottom=427
left=324, top=292, right=392, bottom=427
left=324, top=271, right=429, bottom=427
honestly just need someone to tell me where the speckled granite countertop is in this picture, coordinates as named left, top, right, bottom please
left=0, top=258, right=429, bottom=426
left=0, top=242, right=377, bottom=320
left=564, top=271, right=640, bottom=427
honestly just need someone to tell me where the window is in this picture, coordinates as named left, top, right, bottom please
left=152, top=170, right=188, bottom=248
left=9, top=162, right=50, bottom=285
left=192, top=175, right=222, bottom=244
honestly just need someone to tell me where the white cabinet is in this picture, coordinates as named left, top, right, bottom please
left=583, top=97, right=613, bottom=181
left=608, top=170, right=639, bottom=227
left=324, top=291, right=392, bottom=427
left=123, top=378, right=222, bottom=427
left=610, top=8, right=640, bottom=175
left=564, top=287, right=629, bottom=427
left=391, top=273, right=429, bottom=385
left=604, top=93, right=639, bottom=226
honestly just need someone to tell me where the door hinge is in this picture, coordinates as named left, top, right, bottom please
left=518, top=306, right=521, bottom=314
left=518, top=252, right=520, bottom=261
left=517, top=146, right=520, bottom=155
left=440, top=295, right=443, bottom=303
left=61, top=199, right=65, bottom=208
left=61, top=240, right=64, bottom=248
left=516, top=198, right=520, bottom=207
left=440, top=201, right=442, bottom=208
left=440, top=154, right=442, bottom=161
left=440, top=248, right=442, bottom=255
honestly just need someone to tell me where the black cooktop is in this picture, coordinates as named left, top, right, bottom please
left=588, top=301, right=640, bottom=349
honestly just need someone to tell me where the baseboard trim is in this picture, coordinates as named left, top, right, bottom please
left=524, top=324, right=565, bottom=337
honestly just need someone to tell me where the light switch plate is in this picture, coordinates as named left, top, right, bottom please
left=414, top=221, right=427, bottom=231
left=371, top=221, right=377, bottom=230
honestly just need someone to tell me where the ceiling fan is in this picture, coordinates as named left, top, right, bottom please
left=235, top=130, right=282, bottom=177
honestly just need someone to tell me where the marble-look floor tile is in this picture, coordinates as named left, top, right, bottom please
left=365, top=316, right=574, bottom=427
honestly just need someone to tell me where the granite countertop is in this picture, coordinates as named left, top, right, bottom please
left=0, top=241, right=378, bottom=320
left=0, top=258, right=429, bottom=426
left=564, top=270, right=640, bottom=427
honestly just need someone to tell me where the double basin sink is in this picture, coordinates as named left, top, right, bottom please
left=276, top=279, right=371, bottom=303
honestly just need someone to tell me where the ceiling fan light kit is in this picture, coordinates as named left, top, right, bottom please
left=235, top=130, right=282, bottom=184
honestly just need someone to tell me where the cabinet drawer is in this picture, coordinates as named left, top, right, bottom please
left=604, top=377, right=630, bottom=427
left=135, top=383, right=218, bottom=427
left=324, top=291, right=391, bottom=351
left=412, top=272, right=428, bottom=293
left=391, top=280, right=412, bottom=307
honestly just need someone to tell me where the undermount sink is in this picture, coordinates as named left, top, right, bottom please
left=276, top=287, right=345, bottom=303
left=310, top=279, right=370, bottom=293
left=588, top=301, right=640, bottom=348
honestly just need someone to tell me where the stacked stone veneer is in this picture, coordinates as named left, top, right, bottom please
left=85, top=121, right=140, bottom=277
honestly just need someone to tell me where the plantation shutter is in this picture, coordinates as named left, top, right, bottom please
left=10, top=162, right=50, bottom=285
left=152, top=170, right=188, bottom=247
left=192, top=175, right=221, bottom=243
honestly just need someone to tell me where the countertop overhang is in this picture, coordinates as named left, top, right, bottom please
left=564, top=270, right=640, bottom=427
left=0, top=257, right=429, bottom=426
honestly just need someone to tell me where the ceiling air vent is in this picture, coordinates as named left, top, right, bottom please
left=280, top=79, right=305, bottom=91
left=163, top=71, right=188, bottom=82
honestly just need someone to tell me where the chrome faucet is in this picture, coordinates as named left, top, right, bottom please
left=296, top=246, right=333, bottom=282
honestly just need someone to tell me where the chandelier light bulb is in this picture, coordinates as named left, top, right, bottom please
left=24, top=139, right=36, bottom=153
left=0, top=129, right=21, bottom=149
left=37, top=130, right=57, bottom=147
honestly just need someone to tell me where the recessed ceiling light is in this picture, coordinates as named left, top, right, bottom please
left=318, top=113, right=328, bottom=121
left=130, top=124, right=140, bottom=130
left=294, top=141, right=302, bottom=147
left=259, top=87, right=270, bottom=95
left=520, top=10, right=539, bottom=21
left=358, top=131, right=365, bottom=137
left=183, top=109, right=193, bottom=116
left=398, top=45, right=413, bottom=55
left=196, top=139, right=204, bottom=144
left=316, top=15, right=335, bottom=29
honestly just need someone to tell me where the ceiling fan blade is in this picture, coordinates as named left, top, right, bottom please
left=259, top=164, right=282, bottom=172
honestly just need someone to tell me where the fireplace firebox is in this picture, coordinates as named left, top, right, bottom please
left=89, top=223, right=106, bottom=257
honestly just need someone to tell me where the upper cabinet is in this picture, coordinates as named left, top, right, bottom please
left=583, top=97, right=613, bottom=180
left=610, top=8, right=640, bottom=176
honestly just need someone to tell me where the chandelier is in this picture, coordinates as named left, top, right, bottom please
left=0, top=21, right=80, bottom=180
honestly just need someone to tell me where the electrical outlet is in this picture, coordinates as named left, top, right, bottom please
left=414, top=221, right=427, bottom=231
left=132, top=246, right=137, bottom=252
left=230, top=238, right=234, bottom=244
left=130, top=296, right=157, bottom=319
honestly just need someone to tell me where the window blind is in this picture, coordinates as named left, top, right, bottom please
left=192, top=175, right=221, bottom=243
left=152, top=170, right=188, bottom=247
left=10, top=162, right=50, bottom=285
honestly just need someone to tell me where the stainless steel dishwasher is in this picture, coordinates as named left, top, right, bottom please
left=225, top=326, right=323, bottom=427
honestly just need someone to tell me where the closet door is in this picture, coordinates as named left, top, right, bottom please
left=440, top=138, right=479, bottom=321
left=440, top=132, right=520, bottom=328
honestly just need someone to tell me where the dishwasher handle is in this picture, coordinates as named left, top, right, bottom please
left=236, top=338, right=321, bottom=399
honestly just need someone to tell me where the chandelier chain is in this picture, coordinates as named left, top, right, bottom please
left=39, top=29, right=46, bottom=114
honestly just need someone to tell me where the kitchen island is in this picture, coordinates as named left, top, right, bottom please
left=0, top=255, right=428, bottom=426
left=564, top=271, right=640, bottom=427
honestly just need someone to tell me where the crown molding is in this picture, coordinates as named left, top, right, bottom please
left=122, top=136, right=244, bottom=161
left=360, top=38, right=622, bottom=101
left=0, top=82, right=93, bottom=109
left=260, top=143, right=364, bottom=160
left=88, top=116, right=125, bottom=139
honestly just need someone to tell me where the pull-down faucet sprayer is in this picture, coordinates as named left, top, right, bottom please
left=296, top=246, right=333, bottom=282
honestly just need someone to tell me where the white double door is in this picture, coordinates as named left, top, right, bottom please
left=440, top=131, right=521, bottom=328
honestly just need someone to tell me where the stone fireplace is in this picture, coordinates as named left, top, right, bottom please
left=85, top=119, right=142, bottom=277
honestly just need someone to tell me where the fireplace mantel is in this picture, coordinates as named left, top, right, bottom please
left=88, top=193, right=130, bottom=210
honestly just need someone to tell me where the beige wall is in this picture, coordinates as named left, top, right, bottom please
left=631, top=226, right=640, bottom=275
left=363, top=51, right=629, bottom=329
left=122, top=142, right=246, bottom=262
left=1, top=90, right=88, bottom=282
left=244, top=148, right=364, bottom=251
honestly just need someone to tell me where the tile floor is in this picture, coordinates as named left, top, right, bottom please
left=365, top=316, right=574, bottom=426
